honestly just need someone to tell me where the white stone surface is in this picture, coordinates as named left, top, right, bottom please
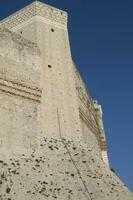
left=0, top=1, right=132, bottom=200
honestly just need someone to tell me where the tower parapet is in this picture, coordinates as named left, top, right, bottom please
left=93, top=100, right=109, bottom=166
left=0, top=1, right=67, bottom=30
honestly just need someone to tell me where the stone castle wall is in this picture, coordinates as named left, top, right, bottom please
left=0, top=1, right=107, bottom=159
left=0, top=2, right=132, bottom=200
left=0, top=28, right=41, bottom=152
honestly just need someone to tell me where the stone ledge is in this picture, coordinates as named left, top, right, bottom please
left=0, top=77, right=41, bottom=103
left=79, top=108, right=98, bottom=136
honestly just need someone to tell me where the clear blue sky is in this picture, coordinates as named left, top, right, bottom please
left=0, top=0, right=133, bottom=192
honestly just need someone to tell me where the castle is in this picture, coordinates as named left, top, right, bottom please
left=0, top=1, right=132, bottom=199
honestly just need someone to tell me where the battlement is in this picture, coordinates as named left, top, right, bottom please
left=0, top=1, right=67, bottom=30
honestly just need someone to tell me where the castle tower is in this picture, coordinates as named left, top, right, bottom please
left=0, top=1, right=83, bottom=144
left=0, top=1, right=132, bottom=200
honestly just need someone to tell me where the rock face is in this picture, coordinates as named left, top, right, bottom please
left=0, top=1, right=132, bottom=200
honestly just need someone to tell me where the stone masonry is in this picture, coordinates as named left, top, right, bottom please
left=0, top=1, right=132, bottom=200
